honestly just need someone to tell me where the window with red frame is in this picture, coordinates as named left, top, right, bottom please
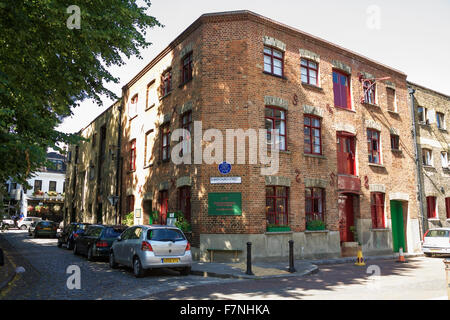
left=367, top=129, right=381, bottom=164
left=126, top=195, right=135, bottom=215
left=161, top=124, right=170, bottom=161
left=446, top=198, right=450, bottom=219
left=178, top=186, right=191, bottom=222
left=426, top=196, right=437, bottom=219
left=129, top=139, right=136, bottom=171
left=363, top=80, right=376, bottom=105
left=332, top=70, right=351, bottom=109
left=301, top=59, right=318, bottom=85
left=265, top=107, right=286, bottom=150
left=263, top=46, right=284, bottom=77
left=180, top=111, right=192, bottom=156
left=304, top=115, right=322, bottom=155
left=129, top=94, right=138, bottom=119
left=266, top=186, right=289, bottom=226
left=305, top=187, right=325, bottom=223
left=161, top=70, right=172, bottom=96
left=370, top=192, right=385, bottom=228
left=181, top=52, right=193, bottom=84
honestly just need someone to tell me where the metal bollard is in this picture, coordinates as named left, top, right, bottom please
left=246, top=242, right=254, bottom=275
left=288, top=240, right=296, bottom=273
left=0, top=248, right=4, bottom=266
left=444, top=259, right=450, bottom=300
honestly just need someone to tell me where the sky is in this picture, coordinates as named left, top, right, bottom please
left=57, top=0, right=450, bottom=134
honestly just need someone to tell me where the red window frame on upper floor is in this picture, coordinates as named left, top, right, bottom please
left=301, top=58, right=318, bottom=86
left=265, top=106, right=287, bottom=151
left=304, top=115, right=322, bottom=155
left=426, top=196, right=437, bottom=219
left=332, top=70, right=351, bottom=109
left=363, top=80, right=376, bottom=105
left=266, top=186, right=289, bottom=226
left=129, top=139, right=136, bottom=171
left=370, top=192, right=385, bottom=229
left=367, top=129, right=381, bottom=164
left=181, top=52, right=193, bottom=84
left=263, top=46, right=284, bottom=77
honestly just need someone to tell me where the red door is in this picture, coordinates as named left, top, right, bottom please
left=159, top=190, right=168, bottom=225
left=337, top=133, right=355, bottom=175
left=339, top=194, right=354, bottom=243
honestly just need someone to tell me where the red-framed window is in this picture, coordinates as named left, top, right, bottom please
left=390, top=134, right=400, bottom=150
left=367, top=129, right=381, bottom=164
left=263, top=46, right=284, bottom=77
left=363, top=80, right=376, bottom=105
left=129, top=139, right=136, bottom=171
left=332, top=70, right=351, bottom=109
left=178, top=186, right=191, bottom=222
left=445, top=198, right=450, bottom=219
left=126, top=195, right=135, bottom=215
left=161, top=70, right=172, bottom=96
left=426, top=196, right=437, bottom=219
left=304, top=115, right=322, bottom=155
left=370, top=192, right=385, bottom=228
left=301, top=59, right=318, bottom=85
left=181, top=52, right=193, bottom=84
left=161, top=124, right=170, bottom=161
left=305, top=187, right=325, bottom=223
left=266, top=186, right=289, bottom=226
left=180, top=111, right=192, bottom=156
left=386, top=87, right=396, bottom=112
left=265, top=106, right=286, bottom=150
left=129, top=94, right=138, bottom=119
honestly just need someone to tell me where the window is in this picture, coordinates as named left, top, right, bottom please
left=161, top=70, right=172, bottom=97
left=332, top=70, right=351, bottom=109
left=390, top=134, right=400, bottom=150
left=129, top=94, right=138, bottom=119
left=363, top=80, right=376, bottom=105
left=300, top=59, right=318, bottom=85
left=436, top=112, right=445, bottom=129
left=178, top=186, right=191, bottom=222
left=305, top=187, right=325, bottom=223
left=446, top=198, right=450, bottom=219
left=265, top=107, right=286, bottom=151
left=304, top=115, right=321, bottom=155
left=181, top=52, right=193, bottom=84
left=266, top=186, right=288, bottom=226
left=34, top=180, right=42, bottom=192
left=422, top=149, right=433, bottom=166
left=263, top=46, right=284, bottom=77
left=441, top=152, right=448, bottom=168
left=367, top=129, right=381, bottom=164
left=417, top=106, right=428, bottom=123
left=426, top=196, right=437, bottom=219
left=161, top=124, right=170, bottom=161
left=386, top=87, right=396, bottom=112
left=49, top=181, right=57, bottom=192
left=145, top=80, right=156, bottom=110
left=181, top=111, right=192, bottom=156
left=144, top=130, right=154, bottom=167
left=129, top=139, right=136, bottom=171
left=370, top=192, right=385, bottom=229
left=126, top=195, right=135, bottom=215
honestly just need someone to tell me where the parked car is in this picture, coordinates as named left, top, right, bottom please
left=1, top=215, right=15, bottom=228
left=73, top=224, right=128, bottom=261
left=18, top=217, right=42, bottom=230
left=109, top=225, right=192, bottom=278
left=31, top=220, right=58, bottom=238
left=57, top=222, right=91, bottom=249
left=422, top=228, right=450, bottom=256
left=28, top=221, right=37, bottom=236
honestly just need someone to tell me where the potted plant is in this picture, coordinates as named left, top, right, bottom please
left=123, top=212, right=134, bottom=226
left=349, top=226, right=361, bottom=246
left=306, top=220, right=326, bottom=231
left=266, top=224, right=291, bottom=232
left=174, top=211, right=191, bottom=233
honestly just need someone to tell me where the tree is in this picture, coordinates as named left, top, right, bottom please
left=0, top=0, right=161, bottom=187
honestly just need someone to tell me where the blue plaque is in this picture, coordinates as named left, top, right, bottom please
left=218, top=162, right=232, bottom=175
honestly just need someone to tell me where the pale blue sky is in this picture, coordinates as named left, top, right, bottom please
left=58, top=0, right=450, bottom=134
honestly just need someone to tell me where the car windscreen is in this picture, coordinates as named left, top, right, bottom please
left=76, top=224, right=89, bottom=231
left=426, top=230, right=450, bottom=238
left=147, top=229, right=186, bottom=242
left=103, top=227, right=125, bottom=238
left=39, top=221, right=54, bottom=227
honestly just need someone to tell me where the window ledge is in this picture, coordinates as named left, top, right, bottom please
left=304, top=229, right=329, bottom=234
left=278, top=150, right=291, bottom=154
left=127, top=170, right=136, bottom=174
left=438, top=128, right=448, bottom=133
left=145, top=104, right=155, bottom=112
left=264, top=231, right=293, bottom=235
left=370, top=228, right=390, bottom=232
left=159, top=91, right=172, bottom=101
left=304, top=153, right=327, bottom=160
left=335, top=106, right=356, bottom=113
left=128, top=115, right=137, bottom=122
left=428, top=218, right=440, bottom=221
left=262, top=71, right=287, bottom=80
left=391, top=149, right=402, bottom=153
left=388, top=110, right=399, bottom=115
left=143, top=163, right=154, bottom=169
left=362, top=102, right=380, bottom=109
left=301, top=83, right=323, bottom=91
left=423, top=165, right=436, bottom=170
left=179, top=78, right=193, bottom=88
left=419, top=122, right=431, bottom=128
left=368, top=163, right=385, bottom=168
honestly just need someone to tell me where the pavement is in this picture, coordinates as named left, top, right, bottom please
left=0, top=247, right=16, bottom=291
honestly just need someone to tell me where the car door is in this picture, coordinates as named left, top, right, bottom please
left=127, top=227, right=143, bottom=266
left=122, top=227, right=139, bottom=267
left=114, top=228, right=132, bottom=264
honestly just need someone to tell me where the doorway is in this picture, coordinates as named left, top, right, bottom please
left=159, top=190, right=168, bottom=225
left=390, top=200, right=406, bottom=252
left=339, top=193, right=355, bottom=243
left=337, top=133, right=356, bottom=176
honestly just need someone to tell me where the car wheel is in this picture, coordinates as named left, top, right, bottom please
left=133, top=257, right=144, bottom=278
left=57, top=241, right=62, bottom=248
left=87, top=246, right=94, bottom=261
left=180, top=267, right=191, bottom=276
left=109, top=251, right=118, bottom=269
left=424, top=253, right=432, bottom=257
left=20, top=225, right=27, bottom=230
left=73, top=243, right=79, bottom=255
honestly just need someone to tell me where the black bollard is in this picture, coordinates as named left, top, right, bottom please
left=288, top=240, right=296, bottom=273
left=246, top=242, right=254, bottom=275
left=0, top=248, right=4, bottom=266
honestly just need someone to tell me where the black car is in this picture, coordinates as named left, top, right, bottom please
left=73, top=224, right=127, bottom=261
left=57, top=222, right=91, bottom=249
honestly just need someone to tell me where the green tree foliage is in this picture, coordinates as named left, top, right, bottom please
left=0, top=0, right=161, bottom=187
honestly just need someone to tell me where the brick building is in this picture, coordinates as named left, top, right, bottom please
left=118, top=10, right=422, bottom=261
left=409, top=81, right=450, bottom=230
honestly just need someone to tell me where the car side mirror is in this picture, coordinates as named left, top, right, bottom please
left=117, top=236, right=122, bottom=241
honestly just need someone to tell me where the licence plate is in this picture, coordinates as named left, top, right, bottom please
left=431, top=249, right=440, bottom=252
left=162, top=258, right=180, bottom=263
left=43, top=228, right=51, bottom=230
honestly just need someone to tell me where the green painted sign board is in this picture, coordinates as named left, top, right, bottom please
left=208, top=192, right=242, bottom=216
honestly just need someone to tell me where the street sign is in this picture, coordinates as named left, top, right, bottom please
left=208, top=192, right=242, bottom=216
left=210, top=177, right=241, bottom=184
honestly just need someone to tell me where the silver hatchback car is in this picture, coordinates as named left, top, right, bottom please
left=109, top=225, right=192, bottom=277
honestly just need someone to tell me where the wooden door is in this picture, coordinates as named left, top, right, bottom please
left=337, top=133, right=355, bottom=175
left=339, top=194, right=354, bottom=243
left=159, top=190, right=168, bottom=225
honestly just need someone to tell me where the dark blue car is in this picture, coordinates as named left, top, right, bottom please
left=57, top=223, right=91, bottom=250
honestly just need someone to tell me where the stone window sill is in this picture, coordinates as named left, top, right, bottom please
left=262, top=71, right=288, bottom=80
left=304, top=153, right=327, bottom=160
left=368, top=163, right=385, bottom=168
left=264, top=231, right=293, bottom=235
left=304, top=229, right=329, bottom=234
left=362, top=102, right=380, bottom=109
left=301, top=83, right=324, bottom=91
left=159, top=91, right=172, bottom=101
left=145, top=104, right=155, bottom=112
left=428, top=218, right=440, bottom=222
left=388, top=110, right=399, bottom=115
left=335, top=106, right=356, bottom=113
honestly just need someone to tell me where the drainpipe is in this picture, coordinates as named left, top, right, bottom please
left=409, top=87, right=427, bottom=238
left=114, top=98, right=123, bottom=225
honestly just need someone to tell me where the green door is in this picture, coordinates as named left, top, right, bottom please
left=390, top=201, right=405, bottom=252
